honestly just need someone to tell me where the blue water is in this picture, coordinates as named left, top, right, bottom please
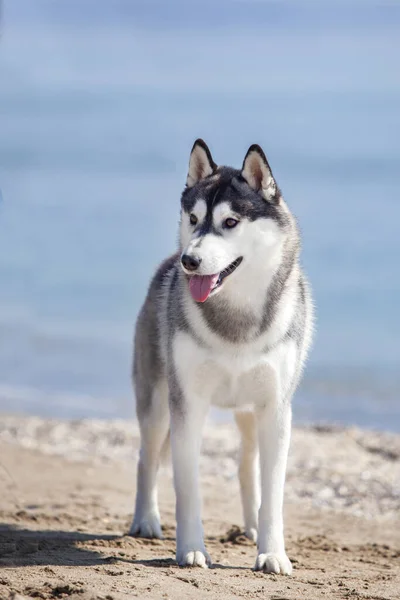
left=0, top=1, right=399, bottom=430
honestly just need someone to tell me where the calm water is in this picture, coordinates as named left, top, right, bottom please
left=0, top=1, right=399, bottom=430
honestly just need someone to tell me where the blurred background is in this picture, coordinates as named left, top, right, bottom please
left=0, top=0, right=399, bottom=430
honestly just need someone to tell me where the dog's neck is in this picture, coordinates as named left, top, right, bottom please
left=180, top=246, right=298, bottom=346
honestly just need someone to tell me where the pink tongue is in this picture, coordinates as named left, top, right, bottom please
left=189, top=274, right=220, bottom=303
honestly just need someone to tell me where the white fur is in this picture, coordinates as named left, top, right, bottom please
left=211, top=201, right=239, bottom=224
left=255, top=401, right=292, bottom=575
left=171, top=323, right=295, bottom=571
left=180, top=199, right=207, bottom=248
left=172, top=332, right=297, bottom=411
left=235, top=410, right=260, bottom=542
left=130, top=379, right=169, bottom=539
left=170, top=393, right=211, bottom=567
left=181, top=204, right=286, bottom=316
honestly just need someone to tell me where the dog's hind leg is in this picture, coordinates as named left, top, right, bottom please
left=129, top=378, right=169, bottom=539
left=235, top=410, right=260, bottom=543
left=254, top=401, right=292, bottom=575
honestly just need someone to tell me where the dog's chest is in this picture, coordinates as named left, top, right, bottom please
left=173, top=331, right=280, bottom=409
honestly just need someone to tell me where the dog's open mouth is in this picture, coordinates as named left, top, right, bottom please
left=188, top=257, right=243, bottom=303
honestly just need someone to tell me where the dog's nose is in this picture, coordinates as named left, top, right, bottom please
left=181, top=254, right=202, bottom=272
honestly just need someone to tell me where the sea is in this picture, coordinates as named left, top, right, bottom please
left=0, top=0, right=399, bottom=431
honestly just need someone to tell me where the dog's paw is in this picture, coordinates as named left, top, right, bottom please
left=254, top=552, right=292, bottom=575
left=177, top=548, right=212, bottom=568
left=244, top=527, right=258, bottom=543
left=128, top=513, right=163, bottom=539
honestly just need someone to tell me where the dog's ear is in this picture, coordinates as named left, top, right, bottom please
left=242, top=144, right=278, bottom=203
left=186, top=139, right=217, bottom=187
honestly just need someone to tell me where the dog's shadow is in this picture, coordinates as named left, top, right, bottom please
left=0, top=523, right=123, bottom=567
left=134, top=557, right=248, bottom=570
left=0, top=523, right=248, bottom=571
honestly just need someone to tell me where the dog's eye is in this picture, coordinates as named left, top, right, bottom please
left=224, top=218, right=239, bottom=229
left=189, top=214, right=198, bottom=226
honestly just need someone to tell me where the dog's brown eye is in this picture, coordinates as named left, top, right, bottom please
left=189, top=214, right=198, bottom=226
left=224, top=218, right=238, bottom=229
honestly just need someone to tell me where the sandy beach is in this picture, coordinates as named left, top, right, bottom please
left=0, top=414, right=399, bottom=600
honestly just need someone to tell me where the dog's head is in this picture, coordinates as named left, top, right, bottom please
left=180, top=139, right=296, bottom=303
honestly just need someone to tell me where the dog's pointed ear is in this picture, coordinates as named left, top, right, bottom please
left=242, top=144, right=278, bottom=202
left=186, top=139, right=217, bottom=187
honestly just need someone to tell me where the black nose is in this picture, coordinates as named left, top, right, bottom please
left=181, top=254, right=202, bottom=272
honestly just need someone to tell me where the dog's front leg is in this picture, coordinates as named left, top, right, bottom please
left=170, top=389, right=211, bottom=568
left=255, top=401, right=292, bottom=575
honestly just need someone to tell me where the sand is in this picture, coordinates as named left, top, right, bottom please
left=0, top=414, right=399, bottom=599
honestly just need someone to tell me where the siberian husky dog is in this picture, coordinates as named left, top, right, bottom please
left=130, top=140, right=313, bottom=575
